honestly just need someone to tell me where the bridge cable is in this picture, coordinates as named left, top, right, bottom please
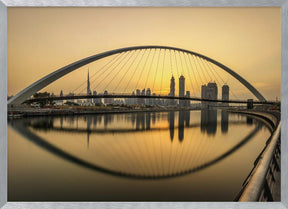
left=169, top=49, right=173, bottom=76
left=193, top=55, right=213, bottom=88
left=202, top=58, right=223, bottom=87
left=133, top=49, right=152, bottom=92
left=103, top=51, right=138, bottom=92
left=182, top=52, right=197, bottom=97
left=178, top=50, right=185, bottom=76
left=87, top=53, right=127, bottom=93
left=80, top=52, right=128, bottom=93
left=160, top=49, right=166, bottom=96
left=185, top=52, right=202, bottom=97
left=173, top=50, right=180, bottom=80
left=188, top=54, right=205, bottom=87
left=152, top=49, right=162, bottom=94
left=205, top=60, right=241, bottom=100
left=201, top=58, right=227, bottom=99
left=122, top=50, right=146, bottom=93
left=191, top=55, right=207, bottom=86
left=116, top=49, right=148, bottom=93
left=195, top=56, right=215, bottom=84
left=71, top=52, right=123, bottom=94
left=144, top=49, right=157, bottom=91
left=93, top=51, right=134, bottom=91
left=203, top=60, right=241, bottom=101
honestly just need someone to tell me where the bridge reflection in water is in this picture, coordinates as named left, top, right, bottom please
left=9, top=110, right=269, bottom=180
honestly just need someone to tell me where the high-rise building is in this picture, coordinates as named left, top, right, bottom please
left=136, top=89, right=141, bottom=105
left=141, top=89, right=146, bottom=105
left=131, top=91, right=136, bottom=105
left=179, top=75, right=185, bottom=107
left=93, top=90, right=101, bottom=104
left=146, top=88, right=151, bottom=106
left=201, top=82, right=218, bottom=108
left=169, top=76, right=176, bottom=106
left=222, top=84, right=229, bottom=106
left=87, top=70, right=92, bottom=103
left=104, top=90, right=108, bottom=104
left=58, top=90, right=64, bottom=105
left=170, top=76, right=175, bottom=96
left=67, top=92, right=75, bottom=103
left=151, top=93, right=156, bottom=106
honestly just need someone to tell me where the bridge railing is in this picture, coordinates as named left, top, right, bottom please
left=234, top=111, right=281, bottom=201
left=23, top=93, right=278, bottom=105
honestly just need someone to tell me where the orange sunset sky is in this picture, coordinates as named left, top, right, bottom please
left=7, top=7, right=281, bottom=101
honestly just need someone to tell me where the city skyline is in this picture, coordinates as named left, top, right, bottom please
left=8, top=7, right=280, bottom=101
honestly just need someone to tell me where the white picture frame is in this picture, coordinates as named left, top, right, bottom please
left=0, top=0, right=287, bottom=208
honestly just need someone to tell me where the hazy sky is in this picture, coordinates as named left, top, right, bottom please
left=8, top=7, right=281, bottom=100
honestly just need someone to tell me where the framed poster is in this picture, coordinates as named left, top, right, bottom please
left=0, top=0, right=287, bottom=208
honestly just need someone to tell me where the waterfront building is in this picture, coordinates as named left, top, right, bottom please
left=169, top=76, right=176, bottom=106
left=104, top=90, right=109, bottom=104
left=141, top=89, right=146, bottom=105
left=67, top=92, right=75, bottom=103
left=146, top=88, right=151, bottom=106
left=57, top=90, right=64, bottom=105
left=93, top=90, right=102, bottom=105
left=179, top=75, right=185, bottom=107
left=201, top=82, right=218, bottom=108
left=151, top=93, right=156, bottom=106
left=87, top=70, right=92, bottom=103
left=222, top=84, right=229, bottom=107
left=136, top=89, right=141, bottom=105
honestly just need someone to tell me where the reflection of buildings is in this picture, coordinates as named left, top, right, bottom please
left=246, top=116, right=253, bottom=125
left=178, top=111, right=190, bottom=142
left=201, top=82, right=218, bottom=108
left=201, top=109, right=217, bottom=135
left=136, top=113, right=145, bottom=130
left=168, top=111, right=175, bottom=141
left=221, top=110, right=229, bottom=133
left=185, top=91, right=190, bottom=107
left=146, top=112, right=151, bottom=130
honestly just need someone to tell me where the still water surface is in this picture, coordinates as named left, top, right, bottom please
left=8, top=110, right=271, bottom=201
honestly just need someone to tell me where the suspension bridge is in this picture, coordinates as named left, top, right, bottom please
left=7, top=45, right=281, bottom=201
left=8, top=45, right=277, bottom=107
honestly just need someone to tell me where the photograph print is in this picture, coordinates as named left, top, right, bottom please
left=7, top=7, right=281, bottom=201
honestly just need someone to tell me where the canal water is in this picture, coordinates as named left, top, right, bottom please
left=8, top=110, right=271, bottom=201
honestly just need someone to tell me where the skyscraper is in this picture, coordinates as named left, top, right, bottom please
left=104, top=90, right=108, bottom=104
left=146, top=88, right=151, bottom=106
left=93, top=90, right=101, bottom=104
left=222, top=84, right=229, bottom=106
left=169, top=76, right=175, bottom=106
left=179, top=75, right=185, bottom=107
left=170, top=76, right=175, bottom=97
left=201, top=82, right=218, bottom=108
left=136, top=89, right=141, bottom=105
left=87, top=70, right=92, bottom=103
left=59, top=90, right=63, bottom=105
left=141, top=89, right=146, bottom=105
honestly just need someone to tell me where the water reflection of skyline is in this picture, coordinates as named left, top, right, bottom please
left=24, top=110, right=257, bottom=145
left=8, top=110, right=267, bottom=180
